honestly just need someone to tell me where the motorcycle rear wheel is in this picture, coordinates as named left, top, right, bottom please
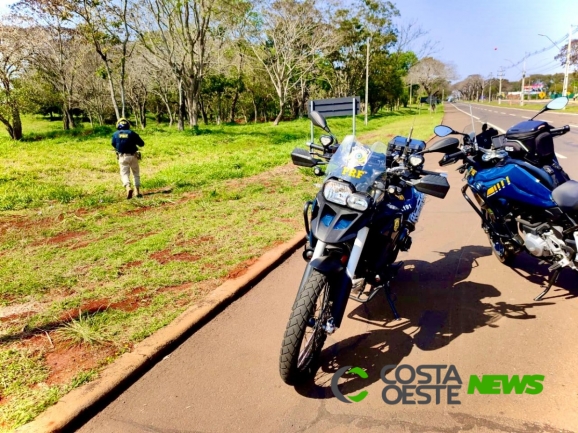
left=487, top=232, right=514, bottom=265
left=279, top=270, right=329, bottom=385
left=483, top=210, right=515, bottom=265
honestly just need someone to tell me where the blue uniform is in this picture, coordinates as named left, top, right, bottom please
left=111, top=129, right=144, bottom=154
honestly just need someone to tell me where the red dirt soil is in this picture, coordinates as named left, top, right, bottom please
left=45, top=343, right=117, bottom=386
left=226, top=257, right=259, bottom=279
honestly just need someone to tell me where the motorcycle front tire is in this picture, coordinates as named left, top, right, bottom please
left=279, top=270, right=329, bottom=385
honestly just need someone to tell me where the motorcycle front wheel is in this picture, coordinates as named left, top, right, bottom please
left=279, top=270, right=330, bottom=385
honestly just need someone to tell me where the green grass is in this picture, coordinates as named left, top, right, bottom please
left=0, top=106, right=444, bottom=431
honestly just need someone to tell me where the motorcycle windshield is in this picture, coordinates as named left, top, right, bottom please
left=325, top=135, right=388, bottom=193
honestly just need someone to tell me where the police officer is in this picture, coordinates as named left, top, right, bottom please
left=111, top=118, right=145, bottom=199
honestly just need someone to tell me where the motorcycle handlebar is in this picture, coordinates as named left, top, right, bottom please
left=309, top=143, right=325, bottom=152
left=438, top=150, right=465, bottom=166
left=551, top=125, right=570, bottom=136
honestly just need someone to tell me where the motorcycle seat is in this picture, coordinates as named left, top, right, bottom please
left=552, top=180, right=578, bottom=211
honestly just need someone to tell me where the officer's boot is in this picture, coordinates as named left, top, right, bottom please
left=135, top=187, right=142, bottom=198
left=126, top=185, right=133, bottom=199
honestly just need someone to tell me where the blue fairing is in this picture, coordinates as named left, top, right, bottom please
left=469, top=162, right=556, bottom=208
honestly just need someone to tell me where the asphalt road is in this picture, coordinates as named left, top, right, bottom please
left=78, top=104, right=578, bottom=433
left=452, top=102, right=578, bottom=178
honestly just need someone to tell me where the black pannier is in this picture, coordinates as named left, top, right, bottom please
left=500, top=120, right=569, bottom=188
left=505, top=120, right=553, bottom=165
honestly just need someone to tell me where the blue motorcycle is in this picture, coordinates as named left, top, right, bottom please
left=279, top=111, right=452, bottom=385
left=432, top=97, right=574, bottom=302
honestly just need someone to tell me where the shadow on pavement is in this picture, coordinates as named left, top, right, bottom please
left=508, top=253, right=578, bottom=300
left=296, top=245, right=556, bottom=398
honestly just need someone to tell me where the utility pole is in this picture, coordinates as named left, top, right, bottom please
left=488, top=74, right=493, bottom=102
left=520, top=57, right=526, bottom=106
left=563, top=25, right=573, bottom=98
left=498, top=68, right=504, bottom=105
left=409, top=82, right=413, bottom=105
left=364, top=37, right=370, bottom=125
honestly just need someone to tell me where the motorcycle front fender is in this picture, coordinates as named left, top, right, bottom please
left=310, top=255, right=344, bottom=274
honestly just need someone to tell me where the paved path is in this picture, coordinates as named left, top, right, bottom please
left=79, top=105, right=578, bottom=433
left=453, top=102, right=578, bottom=176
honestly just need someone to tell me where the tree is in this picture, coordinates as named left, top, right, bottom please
left=407, top=57, right=456, bottom=104
left=555, top=39, right=578, bottom=73
left=65, top=0, right=135, bottom=120
left=13, top=0, right=83, bottom=130
left=0, top=24, right=27, bottom=139
left=248, top=0, right=334, bottom=125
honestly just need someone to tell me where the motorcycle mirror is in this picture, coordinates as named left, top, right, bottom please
left=530, top=96, right=569, bottom=120
left=308, top=111, right=331, bottom=133
left=546, top=96, right=568, bottom=110
left=433, top=125, right=454, bottom=137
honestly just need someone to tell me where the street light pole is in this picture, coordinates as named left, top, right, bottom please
left=563, top=26, right=573, bottom=97
left=364, top=37, right=370, bottom=126
left=498, top=68, right=504, bottom=104
left=520, top=58, right=526, bottom=106
left=539, top=30, right=575, bottom=102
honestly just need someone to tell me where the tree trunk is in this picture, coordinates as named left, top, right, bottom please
left=11, top=105, right=22, bottom=140
left=177, top=78, right=184, bottom=131
left=229, top=88, right=239, bottom=123
left=273, top=100, right=284, bottom=126
left=200, top=95, right=208, bottom=124
left=63, top=108, right=70, bottom=130
left=103, top=60, right=121, bottom=120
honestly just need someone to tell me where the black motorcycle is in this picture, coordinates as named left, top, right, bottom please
left=279, top=111, right=455, bottom=385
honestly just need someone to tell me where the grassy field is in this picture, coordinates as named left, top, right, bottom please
left=0, top=106, right=444, bottom=430
left=464, top=100, right=578, bottom=113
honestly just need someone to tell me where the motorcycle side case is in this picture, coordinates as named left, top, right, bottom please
left=505, top=121, right=554, bottom=163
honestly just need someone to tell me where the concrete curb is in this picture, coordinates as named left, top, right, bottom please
left=16, top=233, right=306, bottom=433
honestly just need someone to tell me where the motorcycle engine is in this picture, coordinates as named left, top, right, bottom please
left=523, top=233, right=550, bottom=257
left=522, top=226, right=564, bottom=257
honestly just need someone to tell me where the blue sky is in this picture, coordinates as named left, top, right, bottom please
left=1, top=0, right=575, bottom=84
left=395, top=0, right=577, bottom=82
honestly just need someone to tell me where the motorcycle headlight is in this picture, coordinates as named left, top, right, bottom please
left=320, top=135, right=334, bottom=146
left=408, top=154, right=424, bottom=167
left=323, top=180, right=352, bottom=205
left=346, top=193, right=370, bottom=211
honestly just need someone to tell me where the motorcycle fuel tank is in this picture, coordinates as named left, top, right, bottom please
left=469, top=162, right=556, bottom=208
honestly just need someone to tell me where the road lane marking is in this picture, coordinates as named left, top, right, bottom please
left=452, top=104, right=568, bottom=159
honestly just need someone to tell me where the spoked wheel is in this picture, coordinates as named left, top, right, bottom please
left=279, top=270, right=330, bottom=385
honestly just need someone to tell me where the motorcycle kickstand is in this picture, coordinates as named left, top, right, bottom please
left=534, top=268, right=562, bottom=301
left=383, top=281, right=401, bottom=320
